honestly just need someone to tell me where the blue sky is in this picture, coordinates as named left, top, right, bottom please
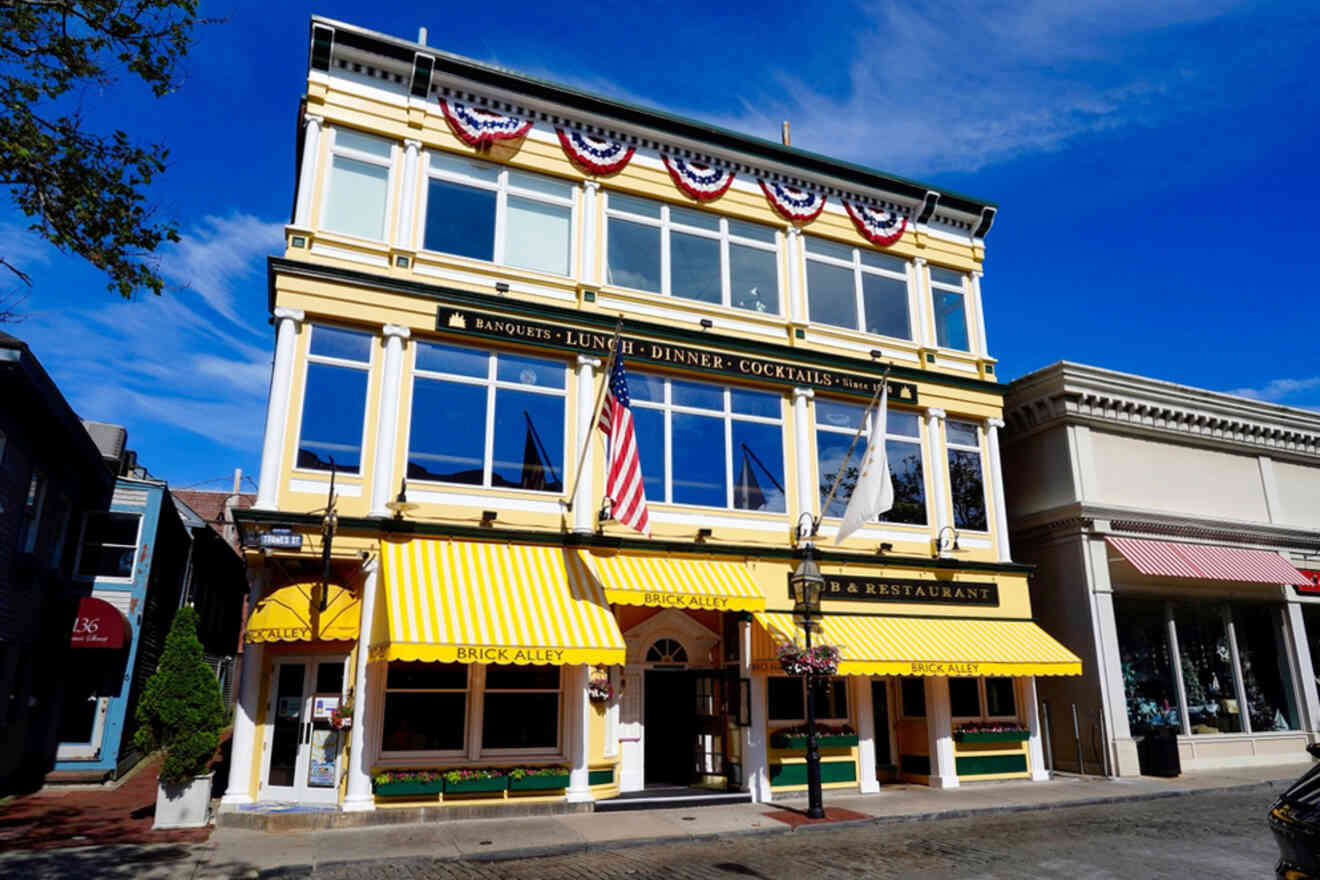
left=5, top=1, right=1319, bottom=490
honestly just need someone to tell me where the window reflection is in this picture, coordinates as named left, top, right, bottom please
left=816, top=399, right=926, bottom=525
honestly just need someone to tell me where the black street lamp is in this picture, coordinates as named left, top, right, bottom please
left=790, top=532, right=826, bottom=820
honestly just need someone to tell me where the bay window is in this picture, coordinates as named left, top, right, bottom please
left=628, top=375, right=786, bottom=512
left=605, top=193, right=781, bottom=315
left=407, top=341, right=566, bottom=493
left=815, top=398, right=927, bottom=525
left=296, top=325, right=372, bottom=473
left=929, top=266, right=971, bottom=352
left=803, top=236, right=912, bottom=339
left=322, top=128, right=393, bottom=241
left=423, top=153, right=574, bottom=276
left=945, top=420, right=987, bottom=531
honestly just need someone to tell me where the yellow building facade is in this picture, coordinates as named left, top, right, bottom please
left=222, top=17, right=1080, bottom=814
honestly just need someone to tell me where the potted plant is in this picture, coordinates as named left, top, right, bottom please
left=132, top=606, right=226, bottom=829
left=443, top=767, right=507, bottom=794
left=372, top=769, right=444, bottom=797
left=770, top=722, right=858, bottom=749
left=330, top=701, right=353, bottom=730
left=952, top=722, right=1031, bottom=744
left=776, top=642, right=840, bottom=677
left=508, top=764, right=571, bottom=791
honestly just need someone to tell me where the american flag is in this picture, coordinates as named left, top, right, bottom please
left=597, top=352, right=651, bottom=535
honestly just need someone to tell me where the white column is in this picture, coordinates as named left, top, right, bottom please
left=565, top=665, right=594, bottom=802
left=924, top=676, right=959, bottom=789
left=747, top=671, right=771, bottom=802
left=221, top=570, right=267, bottom=807
left=912, top=257, right=934, bottom=348
left=855, top=677, right=880, bottom=794
left=1022, top=677, right=1050, bottom=781
left=1166, top=602, right=1192, bottom=737
left=925, top=408, right=949, bottom=550
left=394, top=140, right=420, bottom=250
left=255, top=307, right=305, bottom=510
left=368, top=325, right=411, bottom=517
left=983, top=417, right=1011, bottom=562
left=1284, top=602, right=1320, bottom=732
left=342, top=559, right=381, bottom=811
left=791, top=388, right=816, bottom=522
left=969, top=270, right=989, bottom=358
left=1224, top=605, right=1252, bottom=734
left=785, top=227, right=804, bottom=324
left=293, top=115, right=322, bottom=228
left=580, top=181, right=600, bottom=285
left=573, top=355, right=601, bottom=534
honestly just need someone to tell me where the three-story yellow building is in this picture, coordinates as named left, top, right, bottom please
left=221, top=16, right=1080, bottom=815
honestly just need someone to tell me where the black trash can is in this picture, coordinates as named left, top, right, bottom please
left=1136, top=727, right=1181, bottom=777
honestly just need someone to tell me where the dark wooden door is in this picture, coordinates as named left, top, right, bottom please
left=645, top=670, right=695, bottom=785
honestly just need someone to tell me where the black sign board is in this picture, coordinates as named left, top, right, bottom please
left=787, top=573, right=999, bottom=607
left=244, top=528, right=304, bottom=550
left=436, top=307, right=918, bottom=403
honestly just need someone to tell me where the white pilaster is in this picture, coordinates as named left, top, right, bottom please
left=969, top=270, right=989, bottom=358
left=785, top=227, right=804, bottom=324
left=256, top=307, right=305, bottom=510
left=573, top=355, right=601, bottom=534
left=983, top=417, right=1011, bottom=562
left=912, top=257, right=934, bottom=348
left=924, top=676, right=959, bottom=789
left=1284, top=601, right=1320, bottom=732
left=565, top=665, right=594, bottom=802
left=221, top=570, right=267, bottom=807
left=1022, top=677, right=1050, bottom=781
left=395, top=139, right=420, bottom=250
left=747, top=670, right=771, bottom=803
left=791, top=388, right=816, bottom=521
left=1165, top=602, right=1192, bottom=737
left=369, top=324, right=411, bottom=517
left=854, top=677, right=880, bottom=794
left=293, top=115, right=322, bottom=228
left=581, top=181, right=600, bottom=285
left=1224, top=606, right=1252, bottom=734
left=1084, top=535, right=1139, bottom=775
left=925, top=408, right=949, bottom=547
left=1258, top=456, right=1282, bottom=524
left=342, top=559, right=381, bottom=811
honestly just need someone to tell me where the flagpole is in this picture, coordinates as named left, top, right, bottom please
left=814, top=364, right=892, bottom=537
left=564, top=317, right=624, bottom=511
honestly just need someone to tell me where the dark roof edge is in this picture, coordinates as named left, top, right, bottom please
left=309, top=16, right=996, bottom=218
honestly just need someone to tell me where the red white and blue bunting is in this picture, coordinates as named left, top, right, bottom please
left=843, top=201, right=908, bottom=246
left=759, top=180, right=827, bottom=223
left=661, top=155, right=735, bottom=202
left=440, top=99, right=533, bottom=150
left=556, top=129, right=635, bottom=176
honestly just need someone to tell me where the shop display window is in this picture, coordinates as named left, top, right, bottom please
left=297, top=325, right=371, bottom=473
left=948, top=676, right=1017, bottom=720
left=1233, top=604, right=1298, bottom=731
left=767, top=676, right=848, bottom=722
left=949, top=678, right=980, bottom=717
left=803, top=235, right=913, bottom=340
left=900, top=677, right=926, bottom=717
left=381, top=662, right=468, bottom=753
left=1174, top=604, right=1241, bottom=734
left=816, top=398, right=927, bottom=525
left=1115, top=597, right=1181, bottom=734
left=984, top=677, right=1017, bottom=717
left=481, top=665, right=560, bottom=751
left=945, top=420, right=987, bottom=531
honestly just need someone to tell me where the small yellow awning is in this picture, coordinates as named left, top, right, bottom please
left=371, top=539, right=625, bottom=666
left=246, top=582, right=360, bottom=643
left=586, top=551, right=765, bottom=612
left=754, top=612, right=1083, bottom=677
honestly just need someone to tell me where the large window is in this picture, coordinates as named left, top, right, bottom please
left=1233, top=604, right=1298, bottom=732
left=408, top=342, right=565, bottom=492
left=768, top=677, right=849, bottom=722
left=949, top=677, right=1017, bottom=720
left=381, top=662, right=467, bottom=753
left=945, top=420, right=987, bottom=531
left=628, top=375, right=785, bottom=512
left=423, top=153, right=575, bottom=276
left=803, top=236, right=912, bottom=339
left=929, top=267, right=971, bottom=352
left=75, top=512, right=141, bottom=579
left=1174, top=604, right=1239, bottom=734
left=322, top=128, right=393, bottom=240
left=605, top=193, right=781, bottom=315
left=815, top=398, right=926, bottom=525
left=482, top=665, right=560, bottom=751
left=1115, top=598, right=1181, bottom=734
left=297, top=325, right=372, bottom=473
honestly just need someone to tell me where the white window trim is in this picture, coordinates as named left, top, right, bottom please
left=766, top=675, right=851, bottom=726
left=291, top=324, right=375, bottom=478
left=814, top=398, right=930, bottom=528
left=631, top=375, right=786, bottom=513
left=603, top=192, right=784, bottom=316
left=320, top=126, right=396, bottom=243
left=404, top=341, right=569, bottom=496
left=928, top=269, right=973, bottom=354
left=419, top=151, right=578, bottom=279
left=802, top=236, right=914, bottom=342
left=945, top=419, right=990, bottom=535
left=72, top=510, right=144, bottom=584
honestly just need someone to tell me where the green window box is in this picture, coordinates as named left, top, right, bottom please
left=444, top=776, right=508, bottom=794
left=953, top=730, right=1030, bottom=744
left=373, top=779, right=444, bottom=797
left=509, top=773, right=570, bottom=792
left=771, top=734, right=859, bottom=750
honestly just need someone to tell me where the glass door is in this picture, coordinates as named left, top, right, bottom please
left=872, top=679, right=893, bottom=769
left=692, top=671, right=725, bottom=785
left=260, top=657, right=345, bottom=803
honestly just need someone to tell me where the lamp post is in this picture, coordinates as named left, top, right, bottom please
left=791, top=514, right=826, bottom=820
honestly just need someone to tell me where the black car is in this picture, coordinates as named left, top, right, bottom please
left=1270, top=744, right=1320, bottom=878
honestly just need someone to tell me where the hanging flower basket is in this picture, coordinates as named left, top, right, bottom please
left=330, top=704, right=353, bottom=730
left=587, top=668, right=613, bottom=703
left=777, top=642, right=840, bottom=677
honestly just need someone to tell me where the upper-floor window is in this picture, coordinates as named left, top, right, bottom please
left=407, top=341, right=566, bottom=493
left=803, top=237, right=911, bottom=340
left=322, top=129, right=393, bottom=241
left=929, top=267, right=971, bottom=352
left=945, top=419, right=987, bottom=531
left=628, top=374, right=785, bottom=512
left=297, top=325, right=372, bottom=473
left=424, top=153, right=574, bottom=277
left=18, top=470, right=46, bottom=553
left=816, top=399, right=926, bottom=526
left=605, top=194, right=780, bottom=315
left=76, top=511, right=141, bottom=579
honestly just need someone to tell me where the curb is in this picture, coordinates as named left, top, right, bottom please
left=255, top=777, right=1291, bottom=877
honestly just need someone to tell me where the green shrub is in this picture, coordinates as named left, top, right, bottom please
left=132, top=606, right=225, bottom=786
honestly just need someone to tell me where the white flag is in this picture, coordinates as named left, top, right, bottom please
left=834, top=383, right=894, bottom=544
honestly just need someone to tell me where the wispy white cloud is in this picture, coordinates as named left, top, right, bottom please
left=1229, top=377, right=1320, bottom=404
left=159, top=213, right=284, bottom=326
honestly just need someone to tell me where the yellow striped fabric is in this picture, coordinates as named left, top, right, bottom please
left=754, top=612, right=1083, bottom=677
left=371, top=539, right=626, bottom=666
left=586, top=551, right=765, bottom=612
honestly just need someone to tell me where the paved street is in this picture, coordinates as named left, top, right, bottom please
left=305, top=786, right=1278, bottom=880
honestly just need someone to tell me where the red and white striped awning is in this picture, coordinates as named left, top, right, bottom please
left=1106, top=536, right=1311, bottom=586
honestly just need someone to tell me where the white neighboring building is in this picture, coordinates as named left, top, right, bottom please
left=1003, top=362, right=1320, bottom=776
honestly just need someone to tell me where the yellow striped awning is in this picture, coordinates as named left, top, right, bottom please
left=754, top=612, right=1082, bottom=677
left=586, top=551, right=765, bottom=612
left=245, top=582, right=360, bottom=644
left=371, top=539, right=625, bottom=666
